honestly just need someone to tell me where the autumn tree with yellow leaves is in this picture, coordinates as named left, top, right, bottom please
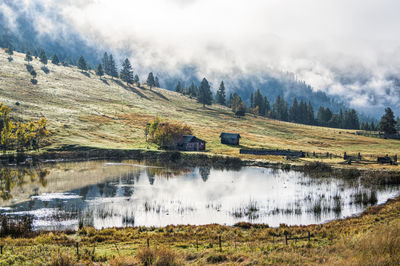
left=0, top=103, right=50, bottom=152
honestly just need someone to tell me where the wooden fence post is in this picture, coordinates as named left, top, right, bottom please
left=284, top=231, right=288, bottom=245
left=76, top=242, right=79, bottom=258
left=0, top=245, right=3, bottom=255
left=219, top=236, right=222, bottom=252
left=196, top=239, right=198, bottom=251
left=147, top=238, right=150, bottom=248
left=308, top=231, right=311, bottom=241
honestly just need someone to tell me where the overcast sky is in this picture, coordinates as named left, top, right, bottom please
left=2, top=0, right=400, bottom=115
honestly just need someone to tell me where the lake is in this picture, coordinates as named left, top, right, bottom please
left=0, top=160, right=398, bottom=230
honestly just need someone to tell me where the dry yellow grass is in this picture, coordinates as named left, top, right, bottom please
left=1, top=49, right=399, bottom=170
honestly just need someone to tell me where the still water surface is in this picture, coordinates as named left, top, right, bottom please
left=0, top=160, right=398, bottom=230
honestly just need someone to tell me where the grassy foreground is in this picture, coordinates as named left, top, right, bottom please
left=0, top=195, right=399, bottom=265
left=1, top=49, right=400, bottom=171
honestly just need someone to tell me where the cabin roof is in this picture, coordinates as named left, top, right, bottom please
left=180, top=135, right=206, bottom=144
left=220, top=132, right=241, bottom=139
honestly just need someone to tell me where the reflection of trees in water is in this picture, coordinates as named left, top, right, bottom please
left=145, top=167, right=193, bottom=185
left=199, top=167, right=211, bottom=182
left=0, top=168, right=50, bottom=201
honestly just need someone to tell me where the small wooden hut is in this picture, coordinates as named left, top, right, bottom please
left=220, top=132, right=241, bottom=145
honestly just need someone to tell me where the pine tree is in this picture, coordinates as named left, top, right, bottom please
left=272, top=95, right=288, bottom=121
left=95, top=64, right=104, bottom=79
left=264, top=96, right=270, bottom=117
left=379, top=107, right=397, bottom=135
left=134, top=75, right=140, bottom=85
left=307, top=101, right=315, bottom=125
left=328, top=115, right=340, bottom=128
left=6, top=44, right=13, bottom=56
left=197, top=78, right=212, bottom=107
left=108, top=54, right=118, bottom=78
left=370, top=121, right=376, bottom=131
left=231, top=93, right=246, bottom=116
left=188, top=82, right=198, bottom=97
left=51, top=54, right=59, bottom=65
left=250, top=93, right=254, bottom=108
left=175, top=81, right=182, bottom=93
left=120, top=58, right=134, bottom=84
left=25, top=51, right=33, bottom=64
left=228, top=93, right=233, bottom=107
left=77, top=56, right=88, bottom=72
left=317, top=107, right=333, bottom=126
left=253, top=89, right=265, bottom=116
left=396, top=117, right=400, bottom=132
left=147, top=72, right=155, bottom=89
left=155, top=76, right=160, bottom=87
left=289, top=98, right=299, bottom=122
left=339, top=109, right=344, bottom=128
left=343, top=109, right=360, bottom=129
left=39, top=50, right=48, bottom=65
left=102, top=52, right=110, bottom=75
left=216, top=81, right=226, bottom=105
left=361, top=122, right=366, bottom=130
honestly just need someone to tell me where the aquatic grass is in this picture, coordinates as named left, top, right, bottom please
left=352, top=190, right=378, bottom=206
left=0, top=215, right=34, bottom=237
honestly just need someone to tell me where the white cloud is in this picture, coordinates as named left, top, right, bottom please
left=3, top=0, right=400, bottom=115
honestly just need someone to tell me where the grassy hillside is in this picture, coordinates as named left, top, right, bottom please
left=1, top=49, right=399, bottom=169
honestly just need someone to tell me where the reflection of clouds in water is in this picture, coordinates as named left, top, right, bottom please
left=2, top=162, right=400, bottom=230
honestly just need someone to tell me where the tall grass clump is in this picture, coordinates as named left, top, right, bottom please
left=334, top=221, right=400, bottom=265
left=49, top=251, right=75, bottom=266
left=137, top=247, right=181, bottom=266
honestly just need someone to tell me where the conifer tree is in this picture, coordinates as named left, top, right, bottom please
left=272, top=95, right=288, bottom=121
left=25, top=51, right=33, bottom=64
left=379, top=107, right=397, bottom=135
left=231, top=93, right=246, bottom=116
left=289, top=98, right=299, bottom=122
left=188, top=82, right=198, bottom=97
left=228, top=93, right=233, bottom=107
left=197, top=78, right=213, bottom=107
left=95, top=64, right=104, bottom=79
left=250, top=93, right=254, bottom=108
left=175, top=81, right=182, bottom=93
left=77, top=56, right=88, bottom=72
left=307, top=101, right=315, bottom=125
left=39, top=50, right=47, bottom=65
left=147, top=72, right=155, bottom=89
left=264, top=96, right=270, bottom=116
left=51, top=54, right=59, bottom=65
left=396, top=117, right=400, bottom=132
left=155, top=76, right=160, bottom=87
left=120, top=58, right=134, bottom=84
left=6, top=44, right=13, bottom=56
left=253, top=89, right=265, bottom=116
left=134, top=75, right=140, bottom=85
left=370, top=121, right=376, bottom=131
left=108, top=54, right=118, bottom=78
left=216, top=81, right=226, bottom=105
left=102, top=52, right=110, bottom=75
left=343, top=109, right=360, bottom=129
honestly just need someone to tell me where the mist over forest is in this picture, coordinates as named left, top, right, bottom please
left=2, top=0, right=400, bottom=120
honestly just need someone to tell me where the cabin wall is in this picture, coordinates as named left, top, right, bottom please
left=221, top=138, right=239, bottom=145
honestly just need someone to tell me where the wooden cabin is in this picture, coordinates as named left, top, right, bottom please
left=220, top=132, right=241, bottom=145
left=177, top=135, right=206, bottom=151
